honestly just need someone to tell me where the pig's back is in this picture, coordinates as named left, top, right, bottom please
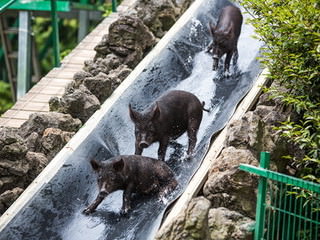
left=156, top=90, right=203, bottom=136
left=125, top=155, right=175, bottom=192
left=218, top=5, right=243, bottom=37
left=157, top=90, right=202, bottom=115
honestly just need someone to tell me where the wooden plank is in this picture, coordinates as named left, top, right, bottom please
left=18, top=93, right=57, bottom=103
left=37, top=77, right=72, bottom=87
left=11, top=101, right=49, bottom=112
left=0, top=118, right=26, bottom=128
left=158, top=68, right=270, bottom=232
left=1, top=109, right=35, bottom=120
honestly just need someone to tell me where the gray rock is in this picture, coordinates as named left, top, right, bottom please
left=134, top=0, right=179, bottom=38
left=25, top=152, right=49, bottom=181
left=208, top=147, right=258, bottom=174
left=25, top=132, right=40, bottom=153
left=0, top=127, right=27, bottom=161
left=208, top=207, right=254, bottom=240
left=40, top=128, right=75, bottom=160
left=49, top=85, right=100, bottom=123
left=83, top=59, right=101, bottom=76
left=0, top=176, right=20, bottom=193
left=19, top=112, right=82, bottom=138
left=203, top=167, right=258, bottom=218
left=108, top=64, right=132, bottom=90
left=94, top=15, right=155, bottom=68
left=0, top=159, right=29, bottom=177
left=73, top=71, right=93, bottom=87
left=0, top=187, right=24, bottom=215
left=155, top=196, right=211, bottom=240
left=83, top=72, right=112, bottom=103
left=225, top=111, right=263, bottom=153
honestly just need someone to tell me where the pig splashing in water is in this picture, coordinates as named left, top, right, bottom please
left=83, top=155, right=177, bottom=215
left=129, top=90, right=207, bottom=161
left=206, top=5, right=243, bottom=76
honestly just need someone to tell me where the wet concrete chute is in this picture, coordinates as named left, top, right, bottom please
left=0, top=0, right=264, bottom=239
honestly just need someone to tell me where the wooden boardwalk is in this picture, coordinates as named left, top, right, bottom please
left=0, top=0, right=137, bottom=128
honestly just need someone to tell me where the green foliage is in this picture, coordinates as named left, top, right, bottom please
left=240, top=0, right=320, bottom=180
left=0, top=81, right=13, bottom=115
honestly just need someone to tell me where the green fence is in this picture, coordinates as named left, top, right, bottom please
left=240, top=152, right=320, bottom=240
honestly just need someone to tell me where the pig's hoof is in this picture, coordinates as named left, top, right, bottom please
left=120, top=208, right=129, bottom=217
left=83, top=207, right=94, bottom=215
left=224, top=71, right=231, bottom=78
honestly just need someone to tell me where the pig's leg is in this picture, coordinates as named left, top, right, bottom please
left=206, top=42, right=213, bottom=53
left=187, top=119, right=201, bottom=156
left=134, top=141, right=143, bottom=155
left=232, top=48, right=239, bottom=66
left=158, top=137, right=169, bottom=161
left=83, top=191, right=108, bottom=214
left=224, top=51, right=234, bottom=77
left=121, top=184, right=134, bottom=215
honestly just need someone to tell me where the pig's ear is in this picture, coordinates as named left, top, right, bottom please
left=113, top=158, right=124, bottom=172
left=90, top=159, right=102, bottom=172
left=129, top=104, right=139, bottom=122
left=151, top=102, right=160, bottom=121
left=209, top=22, right=216, bottom=36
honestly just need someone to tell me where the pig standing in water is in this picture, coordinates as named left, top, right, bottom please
left=129, top=90, right=206, bottom=161
left=83, top=155, right=177, bottom=215
left=207, top=5, right=243, bottom=75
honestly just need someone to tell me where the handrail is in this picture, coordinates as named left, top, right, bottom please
left=239, top=164, right=320, bottom=194
left=0, top=0, right=16, bottom=12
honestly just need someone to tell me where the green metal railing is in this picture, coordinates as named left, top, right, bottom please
left=240, top=152, right=320, bottom=240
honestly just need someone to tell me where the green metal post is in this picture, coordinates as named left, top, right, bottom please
left=255, top=152, right=270, bottom=240
left=112, top=0, right=117, bottom=12
left=50, top=0, right=60, bottom=66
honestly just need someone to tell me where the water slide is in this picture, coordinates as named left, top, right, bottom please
left=0, top=0, right=263, bottom=239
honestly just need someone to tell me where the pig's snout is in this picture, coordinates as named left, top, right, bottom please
left=139, top=141, right=149, bottom=149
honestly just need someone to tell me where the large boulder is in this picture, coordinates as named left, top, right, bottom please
left=225, top=111, right=263, bottom=153
left=203, top=167, right=258, bottom=218
left=49, top=85, right=100, bottom=123
left=208, top=207, right=254, bottom=240
left=133, top=0, right=193, bottom=38
left=94, top=15, right=156, bottom=67
left=203, top=148, right=259, bottom=219
left=155, top=196, right=211, bottom=240
left=208, top=147, right=258, bottom=173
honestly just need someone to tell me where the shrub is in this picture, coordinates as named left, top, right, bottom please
left=0, top=81, right=13, bottom=115
left=239, top=0, right=320, bottom=181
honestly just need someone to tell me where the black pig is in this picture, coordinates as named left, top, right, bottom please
left=83, top=155, right=177, bottom=215
left=129, top=90, right=205, bottom=161
left=207, top=5, right=243, bottom=75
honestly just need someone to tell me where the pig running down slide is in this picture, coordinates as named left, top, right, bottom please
left=83, top=155, right=177, bottom=215
left=129, top=90, right=207, bottom=161
left=206, top=5, right=243, bottom=75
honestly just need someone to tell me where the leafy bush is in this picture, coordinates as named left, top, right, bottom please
left=0, top=81, right=13, bottom=115
left=239, top=0, right=320, bottom=181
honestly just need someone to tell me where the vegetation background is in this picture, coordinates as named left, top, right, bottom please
left=0, top=0, right=121, bottom=114
left=240, top=0, right=320, bottom=183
